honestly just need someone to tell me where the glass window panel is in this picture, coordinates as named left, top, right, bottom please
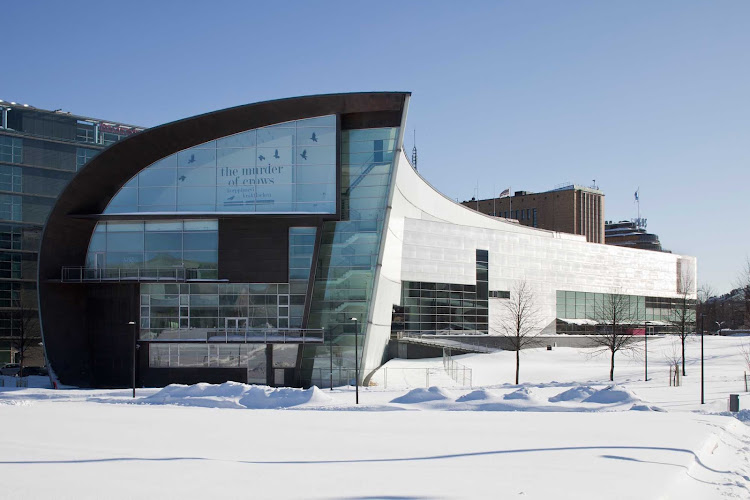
left=183, top=232, right=218, bottom=250
left=139, top=187, right=176, bottom=207
left=256, top=125, right=295, bottom=147
left=177, top=147, right=216, bottom=168
left=145, top=221, right=183, bottom=231
left=138, top=168, right=176, bottom=187
left=183, top=220, right=218, bottom=231
left=144, top=232, right=182, bottom=251
left=256, top=147, right=293, bottom=164
left=217, top=130, right=256, bottom=149
left=177, top=186, right=216, bottom=207
left=296, top=127, right=335, bottom=147
left=106, top=188, right=138, bottom=208
left=176, top=167, right=216, bottom=186
left=106, top=232, right=143, bottom=252
left=183, top=251, right=217, bottom=266
left=88, top=233, right=106, bottom=252
left=144, top=251, right=182, bottom=267
left=216, top=148, right=256, bottom=167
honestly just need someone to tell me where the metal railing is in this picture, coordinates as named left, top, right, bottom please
left=443, top=348, right=473, bottom=387
left=142, top=328, right=325, bottom=344
left=61, top=266, right=218, bottom=282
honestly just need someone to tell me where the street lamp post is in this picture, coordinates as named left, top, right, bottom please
left=127, top=321, right=137, bottom=398
left=328, top=327, right=333, bottom=391
left=351, top=317, right=359, bottom=405
left=644, top=322, right=648, bottom=381
left=700, top=314, right=705, bottom=405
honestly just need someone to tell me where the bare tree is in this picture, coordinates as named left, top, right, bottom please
left=671, top=268, right=696, bottom=377
left=740, top=342, right=750, bottom=374
left=736, top=256, right=750, bottom=328
left=492, top=280, right=542, bottom=384
left=5, top=299, right=40, bottom=376
left=664, top=339, right=683, bottom=386
left=589, top=292, right=640, bottom=381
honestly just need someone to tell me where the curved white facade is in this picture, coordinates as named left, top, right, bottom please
left=361, top=151, right=697, bottom=378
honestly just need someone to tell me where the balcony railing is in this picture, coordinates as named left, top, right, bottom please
left=60, top=266, right=218, bottom=282
left=141, top=328, right=325, bottom=344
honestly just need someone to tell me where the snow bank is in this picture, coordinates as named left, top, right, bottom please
left=548, top=385, right=597, bottom=402
left=455, top=388, right=500, bottom=402
left=583, top=385, right=640, bottom=405
left=390, top=387, right=453, bottom=404
left=503, top=387, right=541, bottom=402
left=143, top=382, right=332, bottom=409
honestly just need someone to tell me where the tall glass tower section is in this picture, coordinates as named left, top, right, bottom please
left=303, top=127, right=399, bottom=387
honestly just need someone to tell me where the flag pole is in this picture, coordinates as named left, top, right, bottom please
left=509, top=186, right=512, bottom=216
left=493, top=183, right=496, bottom=216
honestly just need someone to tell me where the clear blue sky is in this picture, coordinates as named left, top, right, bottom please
left=6, top=1, right=748, bottom=294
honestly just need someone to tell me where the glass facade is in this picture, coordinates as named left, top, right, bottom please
left=85, top=220, right=218, bottom=273
left=302, top=127, right=399, bottom=386
left=0, top=104, right=139, bottom=350
left=289, top=227, right=316, bottom=281
left=140, top=282, right=308, bottom=341
left=401, top=281, right=489, bottom=334
left=555, top=290, right=696, bottom=323
left=399, top=250, right=490, bottom=335
left=104, top=115, right=336, bottom=214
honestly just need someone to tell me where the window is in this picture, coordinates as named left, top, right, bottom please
left=104, top=115, right=337, bottom=215
left=76, top=148, right=99, bottom=170
left=140, top=282, right=307, bottom=341
left=86, top=220, right=218, bottom=275
left=0, top=194, right=22, bottom=221
left=0, top=165, right=22, bottom=192
left=0, top=137, right=22, bottom=164
left=490, top=290, right=510, bottom=299
left=532, top=208, right=538, bottom=227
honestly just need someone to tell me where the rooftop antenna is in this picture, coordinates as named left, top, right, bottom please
left=411, top=129, right=418, bottom=171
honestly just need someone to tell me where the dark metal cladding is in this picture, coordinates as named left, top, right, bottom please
left=38, top=92, right=409, bottom=387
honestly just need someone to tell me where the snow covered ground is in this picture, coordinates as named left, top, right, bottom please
left=0, top=335, right=749, bottom=499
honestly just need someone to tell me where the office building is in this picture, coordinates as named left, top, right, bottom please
left=462, top=185, right=605, bottom=243
left=0, top=100, right=143, bottom=364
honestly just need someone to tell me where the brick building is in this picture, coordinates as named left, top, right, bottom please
left=462, top=185, right=605, bottom=243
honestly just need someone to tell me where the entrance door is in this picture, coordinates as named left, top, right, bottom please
left=225, top=317, right=248, bottom=331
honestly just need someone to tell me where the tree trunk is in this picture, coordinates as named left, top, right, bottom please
left=515, top=349, right=520, bottom=385
left=681, top=336, right=686, bottom=377
left=609, top=349, right=615, bottom=381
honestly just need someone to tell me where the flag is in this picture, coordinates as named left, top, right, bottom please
left=499, top=188, right=510, bottom=198
left=634, top=189, right=639, bottom=202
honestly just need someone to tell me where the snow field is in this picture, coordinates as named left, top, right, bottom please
left=0, top=335, right=748, bottom=499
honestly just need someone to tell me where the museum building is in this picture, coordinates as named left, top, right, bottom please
left=38, top=92, right=696, bottom=389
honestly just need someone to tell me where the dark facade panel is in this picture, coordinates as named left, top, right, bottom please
left=38, top=92, right=409, bottom=388
left=218, top=218, right=290, bottom=283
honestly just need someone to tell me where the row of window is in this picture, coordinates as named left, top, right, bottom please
left=86, top=220, right=218, bottom=270
left=555, top=290, right=696, bottom=322
left=148, top=343, right=298, bottom=373
left=140, top=282, right=308, bottom=340
left=491, top=208, right=538, bottom=227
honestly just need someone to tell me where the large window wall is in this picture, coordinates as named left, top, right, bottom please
left=556, top=290, right=695, bottom=323
left=85, top=220, right=218, bottom=273
left=140, top=282, right=308, bottom=340
left=303, top=127, right=399, bottom=386
left=104, top=115, right=336, bottom=214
